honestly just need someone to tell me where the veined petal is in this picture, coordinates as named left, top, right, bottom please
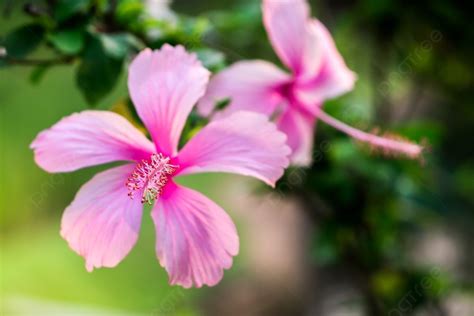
left=31, top=111, right=155, bottom=173
left=295, top=19, right=356, bottom=106
left=61, top=164, right=143, bottom=272
left=197, top=60, right=289, bottom=117
left=277, top=108, right=316, bottom=167
left=128, top=45, right=210, bottom=156
left=151, top=183, right=238, bottom=288
left=177, top=111, right=290, bottom=187
left=262, top=0, right=313, bottom=75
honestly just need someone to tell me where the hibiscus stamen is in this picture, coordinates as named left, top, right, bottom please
left=126, top=153, right=179, bottom=204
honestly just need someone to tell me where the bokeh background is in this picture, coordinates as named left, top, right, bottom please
left=1, top=0, right=473, bottom=315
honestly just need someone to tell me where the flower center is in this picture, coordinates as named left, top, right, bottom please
left=276, top=80, right=295, bottom=99
left=126, top=153, right=178, bottom=204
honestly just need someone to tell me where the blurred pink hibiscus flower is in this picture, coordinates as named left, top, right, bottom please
left=31, top=45, right=290, bottom=288
left=198, top=0, right=422, bottom=165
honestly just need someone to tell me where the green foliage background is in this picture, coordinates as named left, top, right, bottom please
left=1, top=0, right=473, bottom=315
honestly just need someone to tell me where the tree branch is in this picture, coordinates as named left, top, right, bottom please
left=2, top=56, right=74, bottom=66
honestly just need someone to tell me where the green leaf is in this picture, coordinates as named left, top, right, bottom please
left=76, top=35, right=124, bottom=105
left=116, top=0, right=144, bottom=25
left=29, top=65, right=51, bottom=84
left=214, top=98, right=231, bottom=111
left=99, top=33, right=142, bottom=59
left=372, top=270, right=405, bottom=301
left=178, top=111, right=208, bottom=149
left=2, top=24, right=45, bottom=58
left=95, top=0, right=109, bottom=14
left=48, top=29, right=85, bottom=55
left=54, top=0, right=91, bottom=22
left=311, top=225, right=340, bottom=265
left=195, top=48, right=226, bottom=72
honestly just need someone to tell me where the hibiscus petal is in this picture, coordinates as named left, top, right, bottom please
left=197, top=60, right=290, bottom=117
left=177, top=111, right=290, bottom=187
left=31, top=111, right=155, bottom=173
left=61, top=164, right=143, bottom=271
left=277, top=109, right=316, bottom=167
left=151, top=183, right=238, bottom=288
left=128, top=45, right=210, bottom=156
left=262, top=0, right=313, bottom=75
left=295, top=19, right=356, bottom=106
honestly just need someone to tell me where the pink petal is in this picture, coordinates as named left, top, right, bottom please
left=30, top=111, right=155, bottom=173
left=128, top=45, right=210, bottom=156
left=151, top=183, right=238, bottom=288
left=197, top=60, right=290, bottom=117
left=61, top=164, right=143, bottom=272
left=294, top=19, right=356, bottom=106
left=277, top=109, right=316, bottom=166
left=177, top=111, right=290, bottom=187
left=262, top=0, right=312, bottom=75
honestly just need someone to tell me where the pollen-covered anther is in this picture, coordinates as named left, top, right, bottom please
left=355, top=128, right=425, bottom=161
left=126, top=153, right=178, bottom=204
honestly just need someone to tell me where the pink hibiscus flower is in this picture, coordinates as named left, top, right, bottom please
left=198, top=0, right=423, bottom=165
left=31, top=45, right=290, bottom=288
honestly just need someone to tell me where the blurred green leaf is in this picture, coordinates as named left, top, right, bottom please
left=54, top=0, right=91, bottom=23
left=179, top=111, right=208, bottom=149
left=195, top=48, right=226, bottom=71
left=110, top=98, right=145, bottom=131
left=116, top=0, right=144, bottom=25
left=95, top=0, right=109, bottom=14
left=2, top=24, right=45, bottom=58
left=210, top=2, right=260, bottom=30
left=329, top=139, right=360, bottom=164
left=48, top=29, right=85, bottom=55
left=372, top=269, right=405, bottom=300
left=312, top=224, right=340, bottom=265
left=29, top=65, right=51, bottom=85
left=364, top=0, right=395, bottom=15
left=214, top=98, right=231, bottom=112
left=454, top=164, right=474, bottom=203
left=99, top=33, right=142, bottom=59
left=183, top=16, right=210, bottom=38
left=396, top=121, right=444, bottom=146
left=76, top=35, right=123, bottom=105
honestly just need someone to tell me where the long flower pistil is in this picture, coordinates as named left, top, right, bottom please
left=313, top=107, right=424, bottom=160
left=126, top=153, right=179, bottom=204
